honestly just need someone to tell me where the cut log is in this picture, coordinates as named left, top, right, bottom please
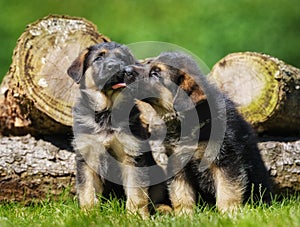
left=208, top=52, right=300, bottom=135
left=259, top=138, right=300, bottom=193
left=0, top=135, right=76, bottom=202
left=0, top=15, right=110, bottom=136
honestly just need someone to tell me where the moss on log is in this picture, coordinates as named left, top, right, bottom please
left=209, top=52, right=300, bottom=135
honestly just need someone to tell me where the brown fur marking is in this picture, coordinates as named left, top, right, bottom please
left=180, top=73, right=206, bottom=104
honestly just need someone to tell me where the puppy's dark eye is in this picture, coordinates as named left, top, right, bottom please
left=150, top=67, right=161, bottom=78
left=94, top=51, right=106, bottom=62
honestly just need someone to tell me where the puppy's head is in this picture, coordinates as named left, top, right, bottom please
left=124, top=51, right=207, bottom=111
left=67, top=42, right=137, bottom=91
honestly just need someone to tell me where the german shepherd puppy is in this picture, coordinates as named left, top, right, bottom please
left=67, top=42, right=168, bottom=218
left=123, top=51, right=272, bottom=215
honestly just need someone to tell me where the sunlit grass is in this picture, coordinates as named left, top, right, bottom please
left=0, top=194, right=299, bottom=227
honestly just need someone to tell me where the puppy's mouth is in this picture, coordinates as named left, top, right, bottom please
left=102, top=64, right=140, bottom=91
left=102, top=71, right=127, bottom=91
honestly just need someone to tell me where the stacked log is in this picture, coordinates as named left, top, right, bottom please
left=0, top=15, right=109, bottom=136
left=209, top=52, right=300, bottom=135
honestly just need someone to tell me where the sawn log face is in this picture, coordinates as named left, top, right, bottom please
left=0, top=15, right=109, bottom=135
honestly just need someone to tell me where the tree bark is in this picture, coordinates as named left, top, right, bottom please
left=259, top=138, right=300, bottom=193
left=0, top=134, right=76, bottom=202
left=209, top=52, right=300, bottom=135
left=0, top=15, right=109, bottom=136
left=0, top=134, right=299, bottom=202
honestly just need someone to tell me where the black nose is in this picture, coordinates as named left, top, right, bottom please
left=123, top=66, right=138, bottom=78
left=123, top=66, right=134, bottom=75
left=123, top=66, right=138, bottom=84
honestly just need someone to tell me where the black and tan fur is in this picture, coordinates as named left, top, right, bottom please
left=123, top=51, right=272, bottom=215
left=67, top=42, right=168, bottom=218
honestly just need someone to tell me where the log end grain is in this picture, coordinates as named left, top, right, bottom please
left=209, top=52, right=300, bottom=135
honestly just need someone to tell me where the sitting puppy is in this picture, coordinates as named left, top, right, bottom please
left=67, top=42, right=168, bottom=218
left=123, top=51, right=272, bottom=215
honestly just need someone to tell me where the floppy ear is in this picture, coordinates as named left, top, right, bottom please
left=67, top=49, right=89, bottom=83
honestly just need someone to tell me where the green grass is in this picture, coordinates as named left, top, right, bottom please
left=0, top=194, right=300, bottom=227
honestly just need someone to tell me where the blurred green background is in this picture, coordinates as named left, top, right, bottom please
left=0, top=0, right=299, bottom=81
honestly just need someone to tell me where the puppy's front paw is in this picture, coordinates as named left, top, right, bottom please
left=155, top=204, right=173, bottom=215
left=126, top=200, right=150, bottom=219
left=173, top=204, right=195, bottom=216
left=78, top=192, right=99, bottom=210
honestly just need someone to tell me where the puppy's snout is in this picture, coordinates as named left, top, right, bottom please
left=123, top=66, right=135, bottom=76
left=123, top=66, right=138, bottom=84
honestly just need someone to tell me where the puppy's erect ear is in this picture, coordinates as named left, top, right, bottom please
left=173, top=87, right=195, bottom=112
left=179, top=72, right=206, bottom=104
left=67, top=49, right=89, bottom=83
left=174, top=72, right=207, bottom=112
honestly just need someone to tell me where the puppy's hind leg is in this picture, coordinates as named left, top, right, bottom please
left=211, top=164, right=247, bottom=213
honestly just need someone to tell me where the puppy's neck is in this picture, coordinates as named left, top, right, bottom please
left=80, top=89, right=112, bottom=112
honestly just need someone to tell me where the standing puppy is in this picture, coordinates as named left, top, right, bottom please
left=123, top=51, right=272, bottom=215
left=67, top=42, right=166, bottom=218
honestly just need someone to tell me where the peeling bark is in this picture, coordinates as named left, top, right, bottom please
left=0, top=135, right=75, bottom=202
left=259, top=138, right=300, bottom=193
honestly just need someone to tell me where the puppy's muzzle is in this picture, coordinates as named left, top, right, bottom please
left=101, top=60, right=127, bottom=90
left=102, top=72, right=127, bottom=90
left=105, top=61, right=122, bottom=71
left=123, top=65, right=146, bottom=85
